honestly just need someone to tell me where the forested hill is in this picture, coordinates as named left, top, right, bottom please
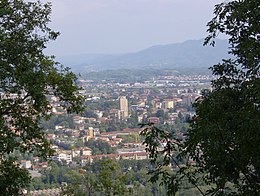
left=57, top=39, right=229, bottom=73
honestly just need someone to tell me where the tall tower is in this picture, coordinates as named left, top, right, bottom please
left=119, top=96, right=128, bottom=119
left=88, top=127, right=94, bottom=137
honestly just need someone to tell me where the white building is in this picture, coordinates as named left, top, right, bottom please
left=54, top=151, right=72, bottom=164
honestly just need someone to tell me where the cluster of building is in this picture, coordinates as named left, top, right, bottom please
left=15, top=74, right=212, bottom=172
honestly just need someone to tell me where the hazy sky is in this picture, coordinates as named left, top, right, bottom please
left=43, top=0, right=222, bottom=56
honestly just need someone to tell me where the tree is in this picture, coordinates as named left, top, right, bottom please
left=141, top=0, right=260, bottom=195
left=156, top=109, right=165, bottom=118
left=62, top=169, right=96, bottom=196
left=0, top=0, right=84, bottom=194
left=85, top=139, right=116, bottom=155
left=95, top=159, right=128, bottom=196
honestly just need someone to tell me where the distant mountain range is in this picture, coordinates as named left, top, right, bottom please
left=56, top=39, right=230, bottom=73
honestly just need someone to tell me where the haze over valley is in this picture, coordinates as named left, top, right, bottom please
left=56, top=39, right=229, bottom=74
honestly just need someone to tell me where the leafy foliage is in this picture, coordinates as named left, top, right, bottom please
left=0, top=0, right=84, bottom=193
left=141, top=0, right=260, bottom=195
left=0, top=158, right=31, bottom=195
left=33, top=159, right=168, bottom=195
left=85, top=139, right=116, bottom=155
left=95, top=159, right=128, bottom=196
left=140, top=123, right=205, bottom=196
